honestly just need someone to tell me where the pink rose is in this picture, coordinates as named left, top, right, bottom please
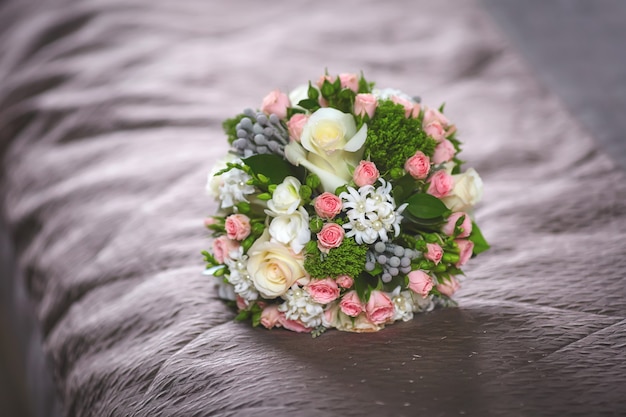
left=317, top=223, right=345, bottom=253
left=336, top=275, right=354, bottom=289
left=354, top=93, right=378, bottom=118
left=455, top=239, right=474, bottom=267
left=442, top=212, right=472, bottom=238
left=424, top=121, right=446, bottom=142
left=437, top=277, right=461, bottom=297
left=306, top=278, right=340, bottom=304
left=423, top=108, right=450, bottom=128
left=432, top=139, right=456, bottom=164
left=427, top=170, right=453, bottom=198
left=287, top=113, right=309, bottom=142
left=339, top=73, right=359, bottom=92
left=316, top=74, right=335, bottom=88
left=365, top=290, right=395, bottom=325
left=404, top=151, right=431, bottom=179
left=260, top=305, right=282, bottom=329
left=278, top=314, right=311, bottom=333
left=407, top=270, right=434, bottom=297
left=212, top=236, right=239, bottom=264
left=203, top=217, right=218, bottom=227
left=225, top=214, right=251, bottom=241
left=424, top=243, right=443, bottom=265
left=314, top=192, right=342, bottom=219
left=339, top=291, right=364, bottom=317
left=235, top=296, right=248, bottom=311
left=353, top=160, right=379, bottom=187
left=261, top=89, right=290, bottom=120
left=391, top=96, right=420, bottom=118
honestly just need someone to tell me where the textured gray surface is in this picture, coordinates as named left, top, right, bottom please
left=0, top=0, right=625, bottom=416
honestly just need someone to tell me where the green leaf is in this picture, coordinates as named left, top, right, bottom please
left=307, top=82, right=319, bottom=101
left=320, top=80, right=336, bottom=97
left=404, top=193, right=449, bottom=220
left=392, top=174, right=418, bottom=205
left=354, top=273, right=379, bottom=302
left=235, top=310, right=251, bottom=321
left=468, top=222, right=490, bottom=255
left=243, top=154, right=302, bottom=185
left=297, top=98, right=321, bottom=112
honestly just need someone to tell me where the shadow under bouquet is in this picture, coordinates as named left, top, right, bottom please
left=203, top=72, right=489, bottom=335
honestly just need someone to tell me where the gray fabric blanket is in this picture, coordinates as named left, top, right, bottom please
left=1, top=0, right=625, bottom=415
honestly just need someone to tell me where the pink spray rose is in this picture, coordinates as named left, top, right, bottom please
left=339, top=73, right=359, bottom=92
left=353, top=160, right=379, bottom=187
left=261, top=89, right=290, bottom=120
left=317, top=223, right=345, bottom=253
left=391, top=95, right=420, bottom=118
left=203, top=217, right=218, bottom=227
left=236, top=296, right=248, bottom=311
left=437, top=277, right=461, bottom=297
left=306, top=278, right=340, bottom=304
left=424, top=121, right=446, bottom=142
left=407, top=270, right=434, bottom=297
left=314, top=192, right=342, bottom=219
left=278, top=315, right=312, bottom=333
left=339, top=291, right=364, bottom=317
left=427, top=170, right=454, bottom=198
left=336, top=275, right=354, bottom=289
left=287, top=113, right=309, bottom=142
left=212, top=236, right=239, bottom=264
left=425, top=243, right=443, bottom=265
left=225, top=214, right=251, bottom=241
left=365, top=290, right=395, bottom=325
left=442, top=212, right=472, bottom=238
left=354, top=93, right=378, bottom=118
left=260, top=305, right=282, bottom=329
left=422, top=108, right=450, bottom=128
left=316, top=74, right=335, bottom=88
left=404, top=151, right=431, bottom=179
left=432, top=139, right=456, bottom=164
left=455, top=239, right=474, bottom=267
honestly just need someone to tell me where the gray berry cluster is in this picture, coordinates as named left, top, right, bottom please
left=231, top=109, right=290, bottom=157
left=365, top=242, right=420, bottom=283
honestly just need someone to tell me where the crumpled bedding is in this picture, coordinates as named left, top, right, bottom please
left=1, top=0, right=625, bottom=416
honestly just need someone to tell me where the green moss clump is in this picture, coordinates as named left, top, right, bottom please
left=364, top=100, right=437, bottom=173
left=304, top=237, right=368, bottom=279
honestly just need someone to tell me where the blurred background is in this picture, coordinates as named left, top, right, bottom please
left=1, top=0, right=624, bottom=416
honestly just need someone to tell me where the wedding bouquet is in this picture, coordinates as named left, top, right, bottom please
left=203, top=72, right=489, bottom=335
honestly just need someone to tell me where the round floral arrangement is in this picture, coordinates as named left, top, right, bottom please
left=203, top=71, right=489, bottom=335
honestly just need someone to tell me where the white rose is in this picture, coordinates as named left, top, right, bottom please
left=288, top=84, right=311, bottom=108
left=266, top=176, right=301, bottom=215
left=441, top=168, right=483, bottom=212
left=268, top=207, right=311, bottom=254
left=247, top=231, right=307, bottom=299
left=285, top=107, right=367, bottom=192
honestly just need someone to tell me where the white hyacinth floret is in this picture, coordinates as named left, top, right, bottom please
left=224, top=247, right=258, bottom=302
left=340, top=179, right=407, bottom=245
left=279, top=286, right=324, bottom=328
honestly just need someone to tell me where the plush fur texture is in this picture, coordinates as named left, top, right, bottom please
left=1, top=0, right=625, bottom=416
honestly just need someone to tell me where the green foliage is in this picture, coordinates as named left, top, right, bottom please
left=304, top=237, right=368, bottom=279
left=404, top=193, right=450, bottom=220
left=364, top=101, right=437, bottom=173
left=222, top=113, right=247, bottom=144
left=354, top=272, right=379, bottom=302
left=242, top=154, right=304, bottom=185
left=468, top=222, right=490, bottom=255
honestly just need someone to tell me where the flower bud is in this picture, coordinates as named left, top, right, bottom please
left=309, top=216, right=324, bottom=233
left=306, top=174, right=321, bottom=189
left=236, top=202, right=251, bottom=213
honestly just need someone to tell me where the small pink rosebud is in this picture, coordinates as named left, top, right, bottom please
left=353, top=160, right=380, bottom=187
left=354, top=93, right=378, bottom=118
left=260, top=89, right=290, bottom=120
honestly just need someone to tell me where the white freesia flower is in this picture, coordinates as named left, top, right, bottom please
left=246, top=230, right=307, bottom=299
left=267, top=176, right=302, bottom=216
left=224, top=247, right=258, bottom=302
left=268, top=207, right=311, bottom=254
left=389, top=287, right=415, bottom=322
left=372, top=87, right=415, bottom=102
left=441, top=168, right=483, bottom=212
left=206, top=156, right=255, bottom=209
left=340, top=179, right=406, bottom=244
left=285, top=107, right=367, bottom=192
left=279, top=286, right=324, bottom=329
